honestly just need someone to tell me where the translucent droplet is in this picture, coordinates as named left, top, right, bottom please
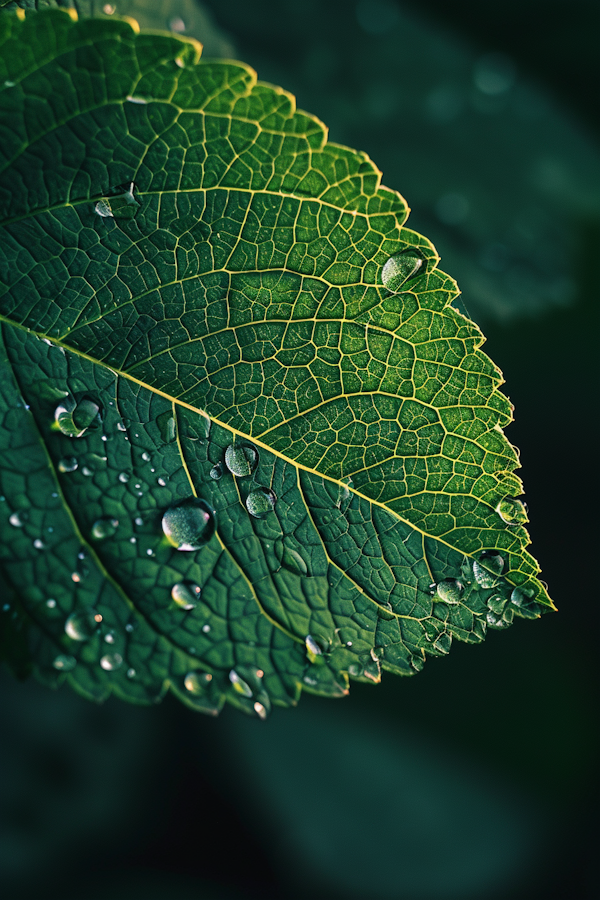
left=118, top=472, right=130, bottom=483
left=58, top=456, right=78, bottom=473
left=435, top=578, right=463, bottom=604
left=81, top=466, right=93, bottom=477
left=54, top=396, right=99, bottom=438
left=162, top=498, right=216, bottom=550
left=253, top=701, right=268, bottom=720
left=100, top=653, right=123, bottom=671
left=348, top=663, right=362, bottom=677
left=275, top=540, right=308, bottom=575
left=496, top=498, right=528, bottom=525
left=65, top=609, right=102, bottom=641
left=104, top=631, right=116, bottom=644
left=95, top=199, right=114, bottom=218
left=381, top=250, right=425, bottom=292
left=156, top=411, right=176, bottom=443
left=126, top=96, right=148, bottom=105
left=171, top=581, right=201, bottom=610
left=125, top=622, right=134, bottom=632
left=224, top=444, right=258, bottom=477
left=209, top=463, right=223, bottom=480
left=91, top=517, right=119, bottom=540
left=33, top=539, right=45, bottom=550
left=53, top=654, right=76, bottom=672
left=487, top=594, right=507, bottom=615
left=116, top=422, right=127, bottom=432
left=103, top=3, right=116, bottom=13
left=305, top=634, right=329, bottom=659
left=9, top=512, right=24, bottom=527
left=229, top=669, right=253, bottom=698
left=510, top=585, right=534, bottom=607
left=201, top=623, right=211, bottom=633
left=134, top=517, right=144, bottom=526
left=169, top=16, right=185, bottom=31
left=127, top=667, right=136, bottom=678
left=184, top=671, right=213, bottom=694
left=157, top=477, right=167, bottom=487
left=246, top=487, right=277, bottom=518
left=141, top=451, right=151, bottom=462
left=46, top=598, right=57, bottom=608
left=473, top=551, right=504, bottom=588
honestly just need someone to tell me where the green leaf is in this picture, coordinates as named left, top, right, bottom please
left=0, top=8, right=551, bottom=717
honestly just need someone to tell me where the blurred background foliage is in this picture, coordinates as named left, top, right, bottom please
left=1, top=1, right=598, bottom=898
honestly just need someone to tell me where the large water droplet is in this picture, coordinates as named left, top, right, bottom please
left=54, top=396, right=100, bottom=438
left=229, top=669, right=253, bottom=698
left=162, top=498, right=216, bottom=550
left=58, top=456, right=78, bottom=473
left=435, top=578, right=463, bottom=604
left=496, top=498, right=528, bottom=525
left=305, top=634, right=323, bottom=659
left=472, top=551, right=504, bottom=588
left=275, top=540, right=308, bottom=575
left=171, top=581, right=201, bottom=610
left=95, top=199, right=114, bottom=218
left=209, top=463, right=223, bottom=481
left=53, top=654, right=76, bottom=672
left=246, top=487, right=277, bottom=518
left=91, top=517, right=119, bottom=540
left=510, top=585, right=534, bottom=607
left=65, top=609, right=102, bottom=640
left=184, top=671, right=213, bottom=695
left=224, top=444, right=258, bottom=477
left=487, top=594, right=507, bottom=615
left=156, top=411, right=176, bottom=443
left=381, top=250, right=425, bottom=292
left=100, top=653, right=123, bottom=671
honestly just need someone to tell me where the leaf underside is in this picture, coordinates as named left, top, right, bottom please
left=0, top=9, right=551, bottom=717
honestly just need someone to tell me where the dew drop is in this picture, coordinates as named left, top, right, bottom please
left=169, top=16, right=185, bottom=31
left=46, top=598, right=57, bottom=608
left=81, top=466, right=93, bottom=477
left=162, top=498, right=216, bottom=550
left=435, top=578, right=463, bottom=604
left=275, top=540, right=308, bottom=575
left=381, top=250, right=425, bottom=292
left=126, top=96, right=148, bottom=105
left=127, top=667, right=136, bottom=678
left=100, top=653, right=123, bottom=671
left=253, top=701, right=268, bottom=720
left=209, top=463, right=223, bottom=480
left=224, top=444, right=259, bottom=477
left=9, top=512, right=24, bottom=527
left=246, top=487, right=277, bottom=519
left=157, top=477, right=167, bottom=487
left=171, top=581, right=201, bottom=610
left=510, top=585, right=534, bottom=607
left=33, top=539, right=45, bottom=550
left=229, top=669, right=253, bottom=698
left=496, top=498, right=528, bottom=525
left=473, top=551, right=504, bottom=588
left=135, top=517, right=144, bottom=526
left=95, top=199, right=114, bottom=218
left=53, top=654, right=76, bottom=672
left=58, top=456, right=78, bottom=473
left=202, top=623, right=211, bottom=633
left=116, top=422, right=127, bottom=432
left=487, top=594, right=508, bottom=615
left=91, top=517, right=119, bottom=540
left=184, top=671, right=213, bottom=694
left=156, top=411, right=176, bottom=443
left=125, top=622, right=134, bottom=632
left=118, top=472, right=130, bottom=483
left=65, top=609, right=102, bottom=641
left=141, top=451, right=151, bottom=462
left=104, top=631, right=116, bottom=644
left=103, top=3, right=116, bottom=13
left=54, top=396, right=100, bottom=438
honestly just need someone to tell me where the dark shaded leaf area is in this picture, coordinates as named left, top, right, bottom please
left=0, top=9, right=550, bottom=717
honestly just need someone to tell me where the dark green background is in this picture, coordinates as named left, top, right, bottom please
left=1, top=1, right=598, bottom=898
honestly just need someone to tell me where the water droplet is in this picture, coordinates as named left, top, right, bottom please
left=202, top=623, right=211, bottom=633
left=156, top=411, right=176, bottom=443
left=146, top=548, right=154, bottom=557
left=162, top=498, right=216, bottom=550
left=103, top=3, right=116, bottom=13
left=184, top=671, right=213, bottom=694
left=81, top=466, right=93, bottom=477
left=209, top=463, right=223, bottom=480
left=229, top=669, right=253, bottom=698
left=46, top=598, right=57, bottom=608
left=53, top=654, right=76, bottom=671
left=9, top=512, right=24, bottom=527
left=129, top=537, right=136, bottom=544
left=65, top=609, right=102, bottom=640
left=141, top=451, right=151, bottom=462
left=487, top=594, right=507, bottom=615
left=171, top=581, right=201, bottom=610
left=304, top=675, right=318, bottom=686
left=95, top=199, right=114, bottom=218
left=127, top=667, right=136, bottom=678
left=33, top=539, right=45, bottom=550
left=275, top=540, right=308, bottom=575
left=157, top=477, right=167, bottom=487
left=135, top=517, right=144, bottom=526
left=510, top=585, right=534, bottom=607
left=100, top=653, right=123, bottom=671
left=496, top=498, right=528, bottom=525
left=305, top=633, right=329, bottom=660
left=91, top=517, right=119, bottom=540
left=473, top=552, right=504, bottom=588
left=126, top=95, right=148, bottom=105
left=118, top=472, right=130, bottom=483
left=125, top=622, right=134, bottom=632
left=104, top=631, right=116, bottom=644
left=348, top=663, right=362, bottom=677
left=117, top=422, right=127, bottom=432
left=58, top=456, right=78, bottom=473
left=435, top=579, right=463, bottom=604
left=169, top=16, right=185, bottom=31
left=246, top=487, right=277, bottom=518
left=54, top=396, right=100, bottom=438
left=253, top=701, right=268, bottom=720
left=381, top=250, right=425, bottom=292
left=224, top=444, right=258, bottom=477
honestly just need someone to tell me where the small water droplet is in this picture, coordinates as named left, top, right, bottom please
left=54, top=396, right=100, bottom=438
left=125, top=622, right=134, bottom=632
left=81, top=466, right=93, bottom=477
left=496, top=498, right=528, bottom=525
left=184, top=671, right=213, bottom=694
left=157, top=477, right=167, bottom=487
left=304, top=675, right=318, bottom=686
left=100, top=653, right=123, bottom=671
left=129, top=537, right=137, bottom=544
left=141, top=451, right=151, bottom=462
left=156, top=411, right=176, bottom=442
left=487, top=594, right=507, bottom=615
left=162, top=498, right=216, bottom=550
left=224, top=444, right=259, bottom=477
left=46, top=598, right=57, bottom=608
left=91, top=517, right=119, bottom=540
left=104, top=631, right=116, bottom=644
left=209, top=463, right=223, bottom=480
left=202, top=623, right=211, bottom=633
left=127, top=667, right=136, bottom=678
left=58, top=456, right=78, bottom=473
left=9, top=512, right=24, bottom=527
left=71, top=572, right=82, bottom=583
left=65, top=609, right=102, bottom=641
left=305, top=634, right=322, bottom=658
left=253, top=701, right=268, bottom=720
left=103, top=4, right=116, bottom=14
left=33, top=538, right=45, bottom=550
left=126, top=95, right=148, bottom=105
left=95, top=199, right=114, bottom=218
left=229, top=669, right=253, bottom=697
left=118, top=472, right=130, bottom=483
left=117, top=422, right=127, bottom=432
left=169, top=16, right=185, bottom=31
left=53, top=654, right=76, bottom=672
left=146, top=548, right=154, bottom=557
left=134, top=517, right=144, bottom=526
left=435, top=579, right=463, bottom=604
left=381, top=249, right=425, bottom=292
left=171, top=581, right=201, bottom=610
left=275, top=540, right=308, bottom=575
left=246, top=487, right=277, bottom=518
